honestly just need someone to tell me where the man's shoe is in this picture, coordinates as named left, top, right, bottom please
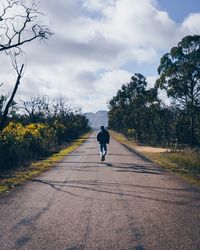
left=101, top=155, right=104, bottom=161
left=102, top=155, right=105, bottom=161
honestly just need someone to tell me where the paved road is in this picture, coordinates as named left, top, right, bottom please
left=0, top=133, right=200, bottom=250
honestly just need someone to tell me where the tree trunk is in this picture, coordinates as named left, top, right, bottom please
left=0, top=64, right=24, bottom=132
left=191, top=110, right=195, bottom=147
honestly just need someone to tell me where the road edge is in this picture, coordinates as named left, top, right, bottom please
left=111, top=131, right=200, bottom=188
left=0, top=132, right=91, bottom=194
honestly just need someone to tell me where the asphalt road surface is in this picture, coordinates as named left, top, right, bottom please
left=0, top=133, right=200, bottom=250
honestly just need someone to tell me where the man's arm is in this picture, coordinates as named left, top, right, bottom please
left=107, top=131, right=110, bottom=144
left=97, top=132, right=100, bottom=142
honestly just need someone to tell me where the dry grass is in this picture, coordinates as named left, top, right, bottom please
left=111, top=131, right=200, bottom=187
left=165, top=149, right=200, bottom=174
left=134, top=146, right=166, bottom=153
left=0, top=133, right=90, bottom=193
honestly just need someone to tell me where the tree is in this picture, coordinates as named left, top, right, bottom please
left=0, top=95, right=7, bottom=118
left=20, top=96, right=51, bottom=123
left=0, top=0, right=51, bottom=131
left=156, top=35, right=200, bottom=145
left=0, top=0, right=51, bottom=52
left=108, top=74, right=162, bottom=144
left=0, top=63, right=24, bottom=131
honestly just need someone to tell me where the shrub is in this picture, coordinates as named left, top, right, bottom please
left=0, top=122, right=56, bottom=170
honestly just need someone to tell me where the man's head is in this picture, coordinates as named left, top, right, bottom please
left=100, top=126, right=105, bottom=130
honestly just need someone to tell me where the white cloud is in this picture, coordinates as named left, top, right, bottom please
left=82, top=0, right=115, bottom=11
left=96, top=69, right=132, bottom=93
left=146, top=75, right=158, bottom=89
left=73, top=69, right=132, bottom=112
left=0, top=0, right=198, bottom=112
left=181, top=13, right=200, bottom=34
left=99, top=0, right=177, bottom=48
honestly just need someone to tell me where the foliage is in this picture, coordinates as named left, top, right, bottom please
left=0, top=133, right=90, bottom=193
left=0, top=96, right=90, bottom=171
left=156, top=35, right=200, bottom=105
left=108, top=73, right=165, bottom=145
left=0, top=122, right=56, bottom=169
left=108, top=35, right=200, bottom=147
left=156, top=35, right=200, bottom=145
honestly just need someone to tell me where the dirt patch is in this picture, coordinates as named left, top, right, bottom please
left=135, top=146, right=167, bottom=153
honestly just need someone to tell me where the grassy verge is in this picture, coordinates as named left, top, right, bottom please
left=0, top=133, right=90, bottom=193
left=111, top=131, right=200, bottom=187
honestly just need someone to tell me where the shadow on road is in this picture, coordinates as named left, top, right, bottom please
left=29, top=178, right=200, bottom=207
left=57, top=161, right=164, bottom=175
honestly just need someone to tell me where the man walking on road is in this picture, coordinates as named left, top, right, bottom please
left=97, top=126, right=110, bottom=161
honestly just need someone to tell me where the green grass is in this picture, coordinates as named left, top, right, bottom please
left=0, top=133, right=90, bottom=193
left=111, top=131, right=200, bottom=187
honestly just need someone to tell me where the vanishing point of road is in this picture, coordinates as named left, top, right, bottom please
left=0, top=133, right=199, bottom=250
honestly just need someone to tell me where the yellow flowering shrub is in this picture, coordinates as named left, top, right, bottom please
left=0, top=113, right=90, bottom=170
left=0, top=122, right=56, bottom=169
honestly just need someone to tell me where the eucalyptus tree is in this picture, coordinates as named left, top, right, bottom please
left=108, top=73, right=162, bottom=144
left=156, top=35, right=200, bottom=145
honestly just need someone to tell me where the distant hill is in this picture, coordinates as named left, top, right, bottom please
left=85, top=110, right=108, bottom=130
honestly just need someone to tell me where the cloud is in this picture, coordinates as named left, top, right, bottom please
left=72, top=69, right=132, bottom=112
left=0, top=0, right=199, bottom=112
left=99, top=0, right=177, bottom=48
left=40, top=0, right=178, bottom=68
left=82, top=0, right=115, bottom=12
left=146, top=75, right=158, bottom=89
left=181, top=13, right=200, bottom=34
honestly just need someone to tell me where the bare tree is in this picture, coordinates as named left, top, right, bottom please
left=0, top=55, right=24, bottom=131
left=0, top=0, right=51, bottom=131
left=52, top=97, right=72, bottom=119
left=0, top=94, right=7, bottom=117
left=21, top=97, right=40, bottom=117
left=20, top=96, right=51, bottom=122
left=0, top=0, right=52, bottom=52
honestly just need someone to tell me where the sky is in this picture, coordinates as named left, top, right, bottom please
left=0, top=0, right=200, bottom=113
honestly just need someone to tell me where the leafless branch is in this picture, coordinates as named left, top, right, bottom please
left=0, top=0, right=20, bottom=21
left=0, top=0, right=52, bottom=52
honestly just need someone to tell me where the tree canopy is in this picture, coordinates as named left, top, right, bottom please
left=156, top=35, right=200, bottom=107
left=108, top=73, right=163, bottom=144
left=108, top=35, right=200, bottom=146
left=156, top=35, right=200, bottom=145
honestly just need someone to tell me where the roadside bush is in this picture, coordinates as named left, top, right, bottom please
left=0, top=95, right=90, bottom=172
left=0, top=122, right=56, bottom=170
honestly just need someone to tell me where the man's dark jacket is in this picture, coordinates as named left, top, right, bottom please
left=97, top=129, right=110, bottom=144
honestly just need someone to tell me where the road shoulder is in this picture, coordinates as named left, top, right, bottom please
left=111, top=131, right=200, bottom=188
left=0, top=133, right=90, bottom=194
